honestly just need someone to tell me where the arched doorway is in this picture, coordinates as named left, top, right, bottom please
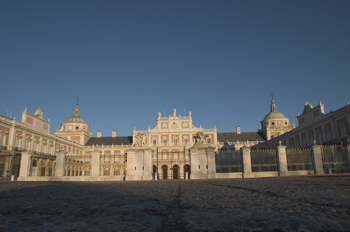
left=162, top=165, right=168, bottom=180
left=153, top=165, right=157, bottom=180
left=173, top=165, right=179, bottom=179
left=184, top=165, right=191, bottom=179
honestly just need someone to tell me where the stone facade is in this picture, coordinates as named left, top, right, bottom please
left=0, top=99, right=349, bottom=181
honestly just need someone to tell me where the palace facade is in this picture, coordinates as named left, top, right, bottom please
left=0, top=99, right=349, bottom=181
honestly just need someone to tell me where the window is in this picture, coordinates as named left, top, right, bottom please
left=339, top=123, right=347, bottom=138
left=174, top=139, right=177, bottom=146
left=76, top=126, right=79, bottom=130
left=48, top=168, right=52, bottom=176
left=67, top=170, right=70, bottom=176
left=163, top=140, right=167, bottom=146
left=184, top=138, right=188, bottom=145
left=104, top=170, right=110, bottom=176
left=271, top=122, right=275, bottom=126
left=207, top=138, right=211, bottom=144
left=114, top=170, right=120, bottom=175
left=41, top=168, right=45, bottom=176
left=153, top=140, right=156, bottom=146
left=84, top=171, right=90, bottom=176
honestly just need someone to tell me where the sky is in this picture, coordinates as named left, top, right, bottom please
left=1, top=0, right=349, bottom=137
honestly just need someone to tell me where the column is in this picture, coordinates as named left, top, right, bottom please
left=277, top=143, right=288, bottom=176
left=242, top=147, right=252, bottom=178
left=207, top=147, right=216, bottom=179
left=143, top=148, right=153, bottom=180
left=311, top=144, right=324, bottom=174
left=91, top=149, right=101, bottom=176
left=55, top=149, right=66, bottom=177
left=17, top=152, right=31, bottom=181
left=345, top=139, right=350, bottom=173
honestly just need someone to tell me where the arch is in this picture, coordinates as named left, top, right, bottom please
left=173, top=165, right=179, bottom=179
left=153, top=165, right=157, bottom=180
left=162, top=165, right=168, bottom=180
left=184, top=165, right=191, bottom=179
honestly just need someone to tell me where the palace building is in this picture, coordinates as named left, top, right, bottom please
left=0, top=99, right=349, bottom=181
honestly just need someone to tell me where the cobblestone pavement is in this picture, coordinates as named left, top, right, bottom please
left=0, top=176, right=350, bottom=232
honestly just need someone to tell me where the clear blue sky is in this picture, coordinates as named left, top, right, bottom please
left=1, top=0, right=349, bottom=137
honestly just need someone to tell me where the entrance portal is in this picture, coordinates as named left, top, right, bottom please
left=173, top=165, right=179, bottom=179
left=162, top=165, right=168, bottom=179
left=184, top=164, right=191, bottom=179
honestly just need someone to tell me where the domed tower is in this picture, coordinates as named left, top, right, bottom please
left=261, top=99, right=294, bottom=140
left=55, top=103, right=92, bottom=145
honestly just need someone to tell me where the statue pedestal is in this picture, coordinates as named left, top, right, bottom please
left=190, top=144, right=216, bottom=180
left=126, top=147, right=153, bottom=181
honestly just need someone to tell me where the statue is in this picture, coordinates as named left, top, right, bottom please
left=133, top=133, right=147, bottom=147
left=34, top=108, right=43, bottom=118
left=194, top=132, right=209, bottom=144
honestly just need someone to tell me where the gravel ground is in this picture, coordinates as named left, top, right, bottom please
left=0, top=176, right=350, bottom=232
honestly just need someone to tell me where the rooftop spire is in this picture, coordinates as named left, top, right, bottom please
left=73, top=102, right=80, bottom=117
left=270, top=99, right=277, bottom=112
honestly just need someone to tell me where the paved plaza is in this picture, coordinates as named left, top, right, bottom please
left=0, top=176, right=350, bottom=232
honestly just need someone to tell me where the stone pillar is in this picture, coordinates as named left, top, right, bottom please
left=207, top=147, right=216, bottom=179
left=91, top=149, right=101, bottom=176
left=55, top=149, right=67, bottom=177
left=143, top=148, right=153, bottom=180
left=126, top=147, right=153, bottom=180
left=190, top=144, right=216, bottom=179
left=345, top=139, right=350, bottom=173
left=17, top=152, right=31, bottom=181
left=242, top=147, right=251, bottom=178
left=277, top=143, right=288, bottom=176
left=311, top=144, right=324, bottom=174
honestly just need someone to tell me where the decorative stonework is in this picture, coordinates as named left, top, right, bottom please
left=194, top=132, right=209, bottom=145
left=133, top=133, right=147, bottom=147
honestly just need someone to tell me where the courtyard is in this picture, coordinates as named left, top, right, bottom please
left=0, top=176, right=350, bottom=232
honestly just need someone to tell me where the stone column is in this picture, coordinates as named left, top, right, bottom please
left=345, top=139, right=350, bottom=173
left=242, top=147, right=251, bottom=178
left=207, top=147, right=216, bottom=179
left=311, top=144, right=324, bottom=174
left=126, top=147, right=153, bottom=180
left=91, top=149, right=101, bottom=176
left=277, top=143, right=288, bottom=176
left=55, top=149, right=67, bottom=177
left=143, top=148, right=153, bottom=180
left=17, top=152, right=31, bottom=181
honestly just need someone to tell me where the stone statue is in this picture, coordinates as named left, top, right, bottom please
left=133, top=133, right=147, bottom=147
left=194, top=132, right=209, bottom=144
left=34, top=108, right=43, bottom=118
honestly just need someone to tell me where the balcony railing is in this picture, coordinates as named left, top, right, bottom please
left=0, top=145, right=7, bottom=151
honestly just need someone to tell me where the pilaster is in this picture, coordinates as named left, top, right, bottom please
left=277, top=144, right=288, bottom=176
left=311, top=144, right=324, bottom=174
left=190, top=144, right=215, bottom=179
left=242, top=147, right=252, bottom=178
left=91, top=149, right=101, bottom=176
left=17, top=152, right=31, bottom=181
left=55, top=149, right=67, bottom=177
left=345, top=139, right=350, bottom=172
left=126, top=147, right=153, bottom=181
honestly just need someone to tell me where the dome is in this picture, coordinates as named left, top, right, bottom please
left=64, top=115, right=86, bottom=123
left=263, top=99, right=287, bottom=120
left=64, top=104, right=87, bottom=124
left=263, top=111, right=286, bottom=120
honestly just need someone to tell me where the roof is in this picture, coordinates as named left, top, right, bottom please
left=65, top=116, right=87, bottom=123
left=64, top=104, right=87, bottom=124
left=263, top=111, right=286, bottom=120
left=85, top=136, right=132, bottom=146
left=217, top=132, right=265, bottom=143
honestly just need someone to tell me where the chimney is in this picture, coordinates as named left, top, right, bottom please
left=97, top=131, right=102, bottom=138
left=236, top=126, right=241, bottom=134
left=112, top=130, right=116, bottom=137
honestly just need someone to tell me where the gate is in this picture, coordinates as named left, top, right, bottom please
left=286, top=148, right=313, bottom=171
left=215, top=151, right=243, bottom=173
left=155, top=151, right=190, bottom=179
left=321, top=145, right=347, bottom=173
left=251, top=150, right=278, bottom=172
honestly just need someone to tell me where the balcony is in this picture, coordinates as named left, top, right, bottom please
left=0, top=145, right=7, bottom=151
